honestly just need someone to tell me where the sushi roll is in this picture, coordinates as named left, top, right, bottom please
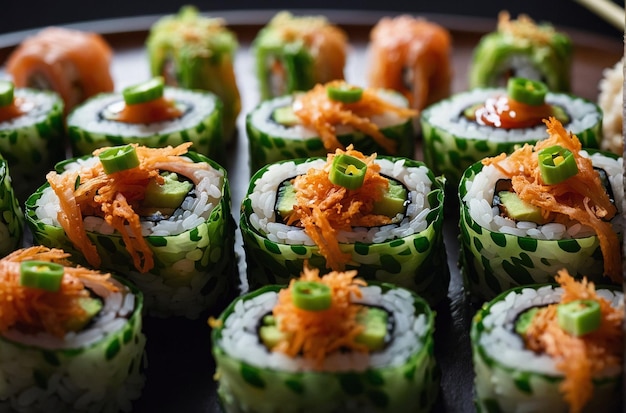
left=367, top=15, right=453, bottom=112
left=210, top=264, right=440, bottom=413
left=597, top=58, right=623, bottom=155
left=24, top=142, right=237, bottom=319
left=0, top=155, right=24, bottom=257
left=0, top=80, right=65, bottom=202
left=240, top=145, right=449, bottom=306
left=421, top=77, right=602, bottom=190
left=252, top=11, right=348, bottom=101
left=459, top=117, right=623, bottom=302
left=246, top=80, right=417, bottom=174
left=468, top=11, right=572, bottom=92
left=471, top=269, right=623, bottom=412
left=6, top=26, right=114, bottom=114
left=67, top=76, right=224, bottom=161
left=146, top=5, right=242, bottom=141
left=0, top=246, right=146, bottom=413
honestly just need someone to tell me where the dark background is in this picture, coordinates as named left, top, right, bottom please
left=2, top=0, right=625, bottom=37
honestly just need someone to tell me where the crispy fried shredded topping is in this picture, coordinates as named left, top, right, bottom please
left=286, top=146, right=391, bottom=270
left=271, top=263, right=367, bottom=368
left=497, top=11, right=556, bottom=45
left=47, top=142, right=211, bottom=273
left=522, top=269, right=623, bottom=413
left=0, top=246, right=118, bottom=337
left=482, top=117, right=621, bottom=282
left=293, top=80, right=417, bottom=153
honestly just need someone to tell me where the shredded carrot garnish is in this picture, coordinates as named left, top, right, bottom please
left=271, top=264, right=367, bottom=368
left=286, top=145, right=392, bottom=270
left=0, top=246, right=118, bottom=337
left=47, top=142, right=212, bottom=273
left=523, top=269, right=623, bottom=413
left=482, top=117, right=621, bottom=282
left=293, top=80, right=417, bottom=153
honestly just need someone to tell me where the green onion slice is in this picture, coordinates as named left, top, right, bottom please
left=329, top=154, right=368, bottom=190
left=99, top=145, right=140, bottom=174
left=0, top=80, right=15, bottom=107
left=557, top=299, right=601, bottom=336
left=292, top=281, right=332, bottom=311
left=327, top=84, right=363, bottom=103
left=20, top=260, right=65, bottom=292
left=507, top=77, right=548, bottom=106
left=122, top=77, right=165, bottom=105
left=538, top=145, right=579, bottom=185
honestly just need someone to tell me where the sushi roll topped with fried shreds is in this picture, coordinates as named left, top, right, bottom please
left=252, top=11, right=348, bottom=100
left=367, top=15, right=453, bottom=112
left=468, top=11, right=572, bottom=92
left=6, top=26, right=114, bottom=114
left=211, top=264, right=439, bottom=412
left=481, top=117, right=620, bottom=282
left=472, top=269, right=623, bottom=413
left=0, top=246, right=146, bottom=412
left=247, top=79, right=418, bottom=172
left=277, top=146, right=413, bottom=271
left=42, top=142, right=219, bottom=274
left=146, top=5, right=241, bottom=140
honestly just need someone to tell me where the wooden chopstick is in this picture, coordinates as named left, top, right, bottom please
left=574, top=0, right=625, bottom=30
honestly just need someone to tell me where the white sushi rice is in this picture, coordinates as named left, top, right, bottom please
left=66, top=87, right=219, bottom=137
left=248, top=158, right=433, bottom=245
left=33, top=155, right=224, bottom=238
left=218, top=285, right=429, bottom=372
left=424, top=88, right=601, bottom=142
left=478, top=285, right=623, bottom=377
left=0, top=89, right=59, bottom=131
left=462, top=151, right=624, bottom=240
left=249, top=90, right=410, bottom=140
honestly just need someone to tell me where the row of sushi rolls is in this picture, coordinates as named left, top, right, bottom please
left=0, top=4, right=622, bottom=412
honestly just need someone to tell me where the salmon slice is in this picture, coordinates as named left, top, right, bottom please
left=367, top=15, right=453, bottom=111
left=6, top=27, right=114, bottom=113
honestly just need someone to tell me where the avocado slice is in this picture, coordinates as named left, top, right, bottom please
left=65, top=296, right=103, bottom=332
left=142, top=172, right=193, bottom=213
left=275, top=179, right=297, bottom=222
left=272, top=105, right=300, bottom=126
left=258, top=314, right=290, bottom=350
left=354, top=306, right=389, bottom=351
left=372, top=179, right=408, bottom=218
left=514, top=306, right=540, bottom=335
left=498, top=191, right=547, bottom=224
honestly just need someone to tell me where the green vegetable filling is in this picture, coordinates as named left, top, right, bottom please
left=139, top=172, right=193, bottom=217
left=354, top=306, right=389, bottom=351
left=271, top=105, right=301, bottom=126
left=514, top=307, right=540, bottom=335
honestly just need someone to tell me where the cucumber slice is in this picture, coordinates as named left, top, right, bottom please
left=271, top=105, right=301, bottom=126
left=0, top=80, right=15, bottom=107
left=123, top=77, right=165, bottom=105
